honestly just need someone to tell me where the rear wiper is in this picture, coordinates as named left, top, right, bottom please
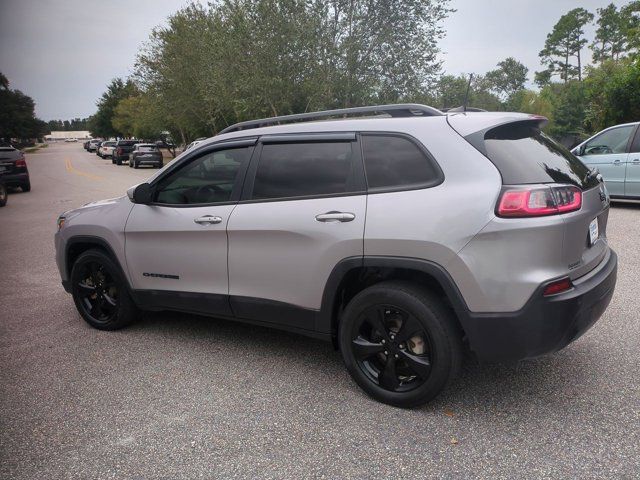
left=584, top=167, right=600, bottom=183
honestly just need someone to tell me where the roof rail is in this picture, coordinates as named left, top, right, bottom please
left=441, top=106, right=488, bottom=113
left=219, top=103, right=443, bottom=134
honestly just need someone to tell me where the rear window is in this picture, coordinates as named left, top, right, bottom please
left=481, top=122, right=598, bottom=189
left=118, top=141, right=137, bottom=147
left=138, top=145, right=158, bottom=152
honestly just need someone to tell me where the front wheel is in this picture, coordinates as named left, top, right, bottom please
left=70, top=249, right=138, bottom=330
left=0, top=183, right=7, bottom=206
left=339, top=281, right=462, bottom=408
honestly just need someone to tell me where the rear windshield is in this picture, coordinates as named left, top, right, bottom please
left=118, top=141, right=137, bottom=146
left=138, top=145, right=158, bottom=152
left=480, top=121, right=598, bottom=189
left=104, top=142, right=116, bottom=147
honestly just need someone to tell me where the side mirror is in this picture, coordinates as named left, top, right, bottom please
left=127, top=183, right=153, bottom=204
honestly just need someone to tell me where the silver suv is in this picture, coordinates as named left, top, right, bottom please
left=55, top=104, right=617, bottom=407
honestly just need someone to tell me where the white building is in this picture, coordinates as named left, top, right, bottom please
left=45, top=131, right=92, bottom=141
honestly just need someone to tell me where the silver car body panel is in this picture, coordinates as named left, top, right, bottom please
left=55, top=112, right=613, bottom=320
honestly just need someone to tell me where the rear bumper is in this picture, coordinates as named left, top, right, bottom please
left=463, top=249, right=617, bottom=362
left=0, top=172, right=29, bottom=186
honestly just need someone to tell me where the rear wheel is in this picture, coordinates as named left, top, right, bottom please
left=339, top=281, right=462, bottom=408
left=0, top=183, right=7, bottom=207
left=70, top=249, right=138, bottom=330
left=21, top=180, right=31, bottom=192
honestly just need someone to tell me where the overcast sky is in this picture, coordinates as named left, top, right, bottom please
left=0, top=0, right=630, bottom=121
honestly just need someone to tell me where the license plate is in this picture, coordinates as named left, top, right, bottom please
left=589, top=218, right=599, bottom=246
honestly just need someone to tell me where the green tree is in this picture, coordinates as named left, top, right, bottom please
left=484, top=57, right=528, bottom=102
left=89, top=78, right=137, bottom=138
left=435, top=74, right=502, bottom=111
left=620, top=1, right=640, bottom=55
left=536, top=8, right=594, bottom=85
left=541, top=81, right=586, bottom=139
left=134, top=0, right=453, bottom=141
left=591, top=4, right=627, bottom=62
left=584, top=58, right=640, bottom=132
left=0, top=72, right=47, bottom=142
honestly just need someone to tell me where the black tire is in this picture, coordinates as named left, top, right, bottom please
left=70, top=249, right=138, bottom=330
left=111, top=157, right=116, bottom=164
left=21, top=180, right=31, bottom=192
left=116, top=159, right=122, bottom=166
left=339, top=281, right=462, bottom=408
left=0, top=183, right=7, bottom=207
left=133, top=161, right=138, bottom=169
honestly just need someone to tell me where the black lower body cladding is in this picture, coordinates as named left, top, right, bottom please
left=463, top=249, right=617, bottom=362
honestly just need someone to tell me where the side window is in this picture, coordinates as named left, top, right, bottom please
left=251, top=142, right=357, bottom=199
left=631, top=126, right=640, bottom=153
left=155, top=146, right=251, bottom=205
left=584, top=126, right=635, bottom=155
left=361, top=134, right=441, bottom=190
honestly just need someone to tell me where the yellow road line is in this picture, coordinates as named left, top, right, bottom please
left=64, top=158, right=103, bottom=181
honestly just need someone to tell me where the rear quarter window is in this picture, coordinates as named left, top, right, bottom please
left=479, top=121, right=598, bottom=189
left=361, top=134, right=442, bottom=190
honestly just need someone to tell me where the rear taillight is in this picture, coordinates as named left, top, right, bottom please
left=497, top=185, right=581, bottom=218
left=543, top=277, right=573, bottom=296
left=116, top=147, right=122, bottom=155
left=15, top=157, right=26, bottom=168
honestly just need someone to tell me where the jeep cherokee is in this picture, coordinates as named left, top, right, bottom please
left=54, top=104, right=617, bottom=407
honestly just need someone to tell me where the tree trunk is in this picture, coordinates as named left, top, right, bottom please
left=577, top=47, right=582, bottom=82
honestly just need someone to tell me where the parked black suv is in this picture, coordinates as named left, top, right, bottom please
left=0, top=146, right=31, bottom=192
left=112, top=140, right=139, bottom=165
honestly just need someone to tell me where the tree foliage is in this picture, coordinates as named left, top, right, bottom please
left=88, top=78, right=137, bottom=138
left=484, top=57, right=528, bottom=102
left=132, top=0, right=453, bottom=142
left=0, top=72, right=47, bottom=142
left=536, top=8, right=594, bottom=85
left=591, top=3, right=627, bottom=62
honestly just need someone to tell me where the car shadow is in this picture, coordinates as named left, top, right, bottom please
left=125, top=309, right=599, bottom=413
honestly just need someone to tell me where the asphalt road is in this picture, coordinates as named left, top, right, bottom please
left=1, top=143, right=639, bottom=479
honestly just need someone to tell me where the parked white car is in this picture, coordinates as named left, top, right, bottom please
left=97, top=141, right=117, bottom=159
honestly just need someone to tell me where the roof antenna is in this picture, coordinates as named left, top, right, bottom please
left=463, top=74, right=473, bottom=113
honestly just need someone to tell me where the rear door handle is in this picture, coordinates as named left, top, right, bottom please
left=632, top=158, right=640, bottom=164
left=613, top=159, right=622, bottom=164
left=194, top=215, right=222, bottom=225
left=315, top=211, right=356, bottom=223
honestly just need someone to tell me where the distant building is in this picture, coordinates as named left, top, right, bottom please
left=45, top=131, right=91, bottom=141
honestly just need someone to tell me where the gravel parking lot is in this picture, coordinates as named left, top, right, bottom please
left=1, top=143, right=639, bottom=479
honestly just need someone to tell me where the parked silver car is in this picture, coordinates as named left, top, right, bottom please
left=572, top=122, right=640, bottom=199
left=55, top=104, right=617, bottom=407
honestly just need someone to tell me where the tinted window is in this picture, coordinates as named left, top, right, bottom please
left=628, top=126, right=640, bottom=153
left=138, top=145, right=158, bottom=152
left=118, top=141, right=138, bottom=147
left=584, top=125, right=634, bottom=155
left=362, top=135, right=441, bottom=189
left=252, top=142, right=355, bottom=199
left=155, top=147, right=251, bottom=205
left=483, top=122, right=598, bottom=189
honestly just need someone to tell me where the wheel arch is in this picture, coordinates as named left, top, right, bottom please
left=318, top=256, right=472, bottom=345
left=64, top=236, right=132, bottom=291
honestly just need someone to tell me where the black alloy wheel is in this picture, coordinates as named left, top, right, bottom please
left=350, top=304, right=433, bottom=393
left=339, top=281, right=462, bottom=407
left=70, top=250, right=137, bottom=330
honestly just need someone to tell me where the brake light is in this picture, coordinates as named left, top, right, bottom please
left=116, top=147, right=122, bottom=155
left=497, top=185, right=581, bottom=217
left=543, top=277, right=573, bottom=296
left=15, top=157, right=26, bottom=167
